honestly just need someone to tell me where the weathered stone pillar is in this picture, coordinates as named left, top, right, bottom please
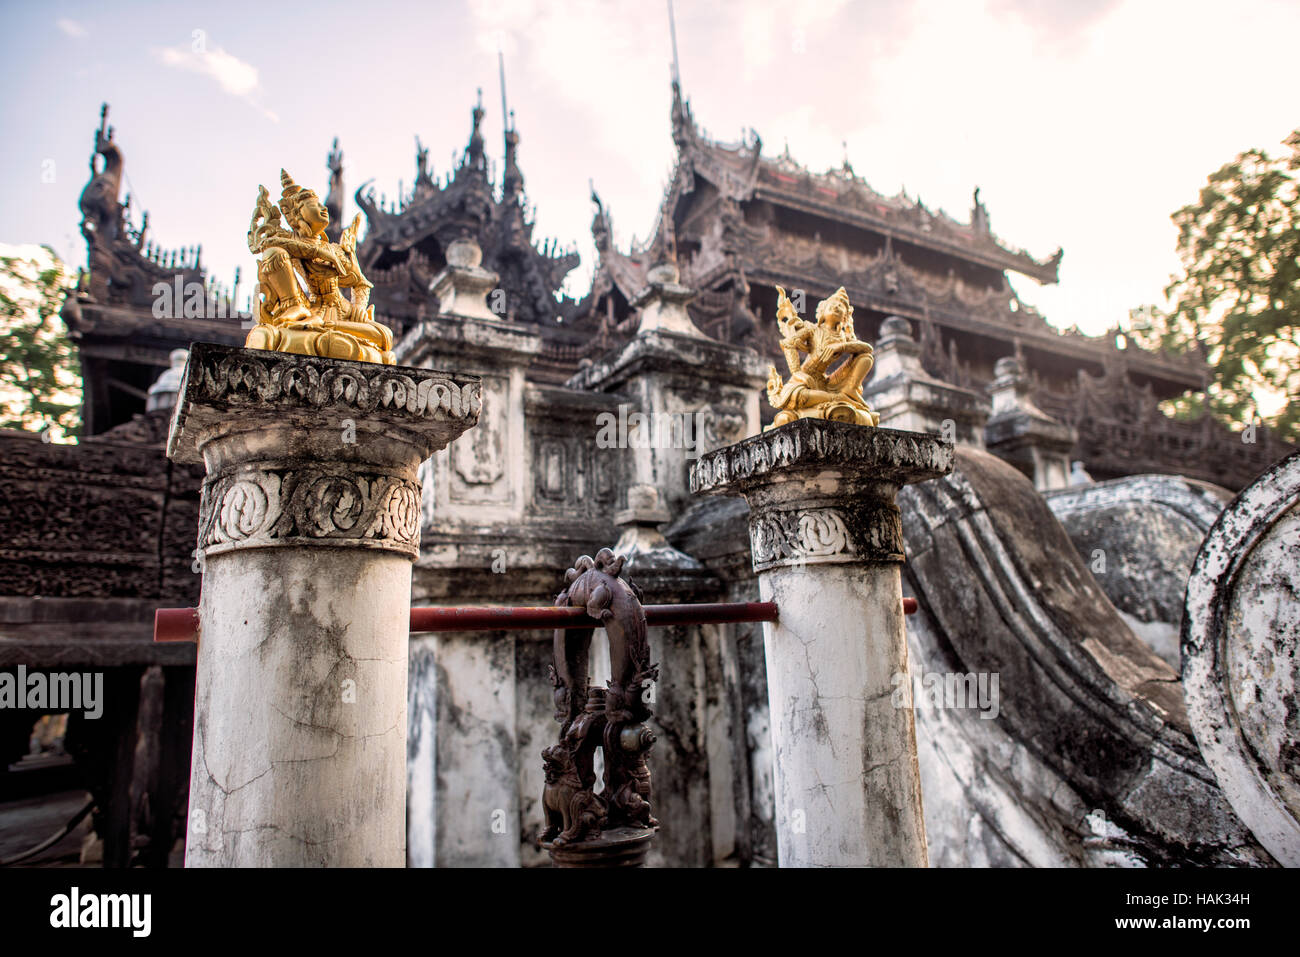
left=691, top=419, right=952, bottom=866
left=167, top=343, right=480, bottom=867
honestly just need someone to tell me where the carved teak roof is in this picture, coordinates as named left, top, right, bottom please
left=584, top=83, right=1206, bottom=397
left=354, top=98, right=581, bottom=336
left=71, top=104, right=209, bottom=311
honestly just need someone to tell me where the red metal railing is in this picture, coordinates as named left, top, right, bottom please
left=154, top=598, right=918, bottom=643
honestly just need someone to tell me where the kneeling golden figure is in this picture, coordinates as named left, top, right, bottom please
left=244, top=169, right=395, bottom=365
left=765, top=285, right=880, bottom=430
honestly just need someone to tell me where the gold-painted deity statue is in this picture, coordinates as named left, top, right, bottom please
left=244, top=169, right=395, bottom=364
left=765, top=285, right=880, bottom=429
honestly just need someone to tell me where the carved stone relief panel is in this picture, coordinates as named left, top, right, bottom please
left=528, top=418, right=621, bottom=515
left=448, top=373, right=510, bottom=505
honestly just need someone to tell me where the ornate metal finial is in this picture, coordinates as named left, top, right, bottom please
left=467, top=94, right=486, bottom=169
left=244, top=168, right=395, bottom=364
left=765, top=285, right=880, bottom=429
left=972, top=186, right=990, bottom=234
left=541, top=548, right=659, bottom=864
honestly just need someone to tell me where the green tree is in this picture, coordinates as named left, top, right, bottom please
left=0, top=245, right=82, bottom=440
left=1131, top=130, right=1300, bottom=443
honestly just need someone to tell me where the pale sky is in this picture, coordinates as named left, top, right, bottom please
left=2, top=0, right=1297, bottom=337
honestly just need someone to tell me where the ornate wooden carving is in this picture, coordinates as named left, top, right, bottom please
left=541, top=548, right=659, bottom=851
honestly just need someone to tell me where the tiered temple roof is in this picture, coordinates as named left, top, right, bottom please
left=575, top=83, right=1293, bottom=484
left=58, top=95, right=1291, bottom=487
left=63, top=105, right=243, bottom=435
left=354, top=94, right=581, bottom=346
left=588, top=83, right=1207, bottom=399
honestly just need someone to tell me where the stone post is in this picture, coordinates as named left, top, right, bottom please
left=983, top=356, right=1076, bottom=491
left=690, top=419, right=952, bottom=867
left=167, top=343, right=480, bottom=867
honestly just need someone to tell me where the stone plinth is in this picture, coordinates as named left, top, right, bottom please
left=691, top=419, right=953, bottom=866
left=861, top=317, right=989, bottom=447
left=630, top=262, right=703, bottom=338
left=167, top=343, right=481, bottom=867
left=394, top=311, right=542, bottom=868
left=983, top=356, right=1076, bottom=491
left=396, top=312, right=541, bottom=531
left=568, top=329, right=769, bottom=516
left=428, top=237, right=500, bottom=322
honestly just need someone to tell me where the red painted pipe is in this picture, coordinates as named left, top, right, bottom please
left=410, top=601, right=780, bottom=633
left=154, top=598, right=919, bottom=644
left=154, top=607, right=201, bottom=643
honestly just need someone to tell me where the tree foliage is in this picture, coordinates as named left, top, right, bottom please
left=1131, top=130, right=1300, bottom=443
left=0, top=245, right=82, bottom=440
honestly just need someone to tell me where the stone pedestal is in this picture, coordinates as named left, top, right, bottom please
left=691, top=419, right=952, bottom=866
left=429, top=237, right=500, bottom=322
left=568, top=326, right=768, bottom=517
left=394, top=296, right=542, bottom=868
left=983, top=356, right=1076, bottom=491
left=862, top=317, right=989, bottom=447
left=397, top=312, right=541, bottom=531
left=630, top=262, right=702, bottom=339
left=167, top=343, right=480, bottom=867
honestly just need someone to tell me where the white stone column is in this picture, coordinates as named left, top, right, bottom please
left=691, top=419, right=952, bottom=867
left=167, top=343, right=480, bottom=867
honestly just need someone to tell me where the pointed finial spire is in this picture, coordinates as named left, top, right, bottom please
left=467, top=91, right=486, bottom=170
left=498, top=43, right=511, bottom=133
left=667, top=0, right=681, bottom=86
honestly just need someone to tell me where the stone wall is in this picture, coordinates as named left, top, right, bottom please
left=1046, top=475, right=1231, bottom=671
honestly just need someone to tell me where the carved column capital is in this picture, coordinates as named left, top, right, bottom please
left=199, top=463, right=423, bottom=559
left=168, top=343, right=481, bottom=562
left=748, top=501, right=904, bottom=571
left=167, top=342, right=482, bottom=467
left=691, top=419, right=952, bottom=571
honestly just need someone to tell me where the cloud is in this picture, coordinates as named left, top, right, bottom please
left=56, top=18, right=88, bottom=38
left=152, top=43, right=278, bottom=122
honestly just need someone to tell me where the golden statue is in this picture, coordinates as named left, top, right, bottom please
left=765, top=286, right=879, bottom=429
left=244, top=169, right=395, bottom=364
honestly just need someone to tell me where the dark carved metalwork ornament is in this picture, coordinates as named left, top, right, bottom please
left=541, top=548, right=659, bottom=865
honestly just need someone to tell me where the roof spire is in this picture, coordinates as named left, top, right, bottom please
left=466, top=90, right=486, bottom=171
left=668, top=0, right=695, bottom=149
left=498, top=43, right=511, bottom=133
left=499, top=39, right=524, bottom=199
left=668, top=0, right=681, bottom=87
